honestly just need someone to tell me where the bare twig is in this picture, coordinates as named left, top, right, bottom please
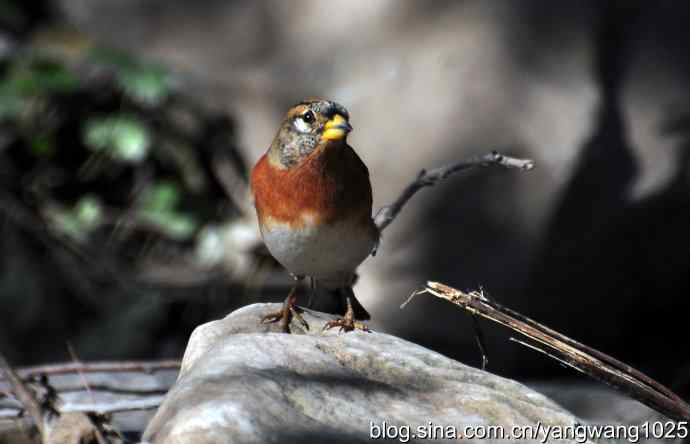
left=0, top=360, right=180, bottom=382
left=0, top=400, right=162, bottom=420
left=403, top=281, right=690, bottom=422
left=0, top=359, right=174, bottom=439
left=471, top=314, right=489, bottom=371
left=211, top=151, right=253, bottom=218
left=66, top=342, right=94, bottom=405
left=41, top=384, right=168, bottom=396
left=374, top=151, right=534, bottom=232
left=62, top=398, right=164, bottom=416
left=0, top=353, right=46, bottom=436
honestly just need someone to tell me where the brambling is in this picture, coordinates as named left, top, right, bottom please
left=251, top=99, right=378, bottom=332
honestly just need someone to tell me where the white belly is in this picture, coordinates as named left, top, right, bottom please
left=260, top=217, right=376, bottom=288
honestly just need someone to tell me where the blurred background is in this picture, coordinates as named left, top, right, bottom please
left=1, top=0, right=689, bottom=412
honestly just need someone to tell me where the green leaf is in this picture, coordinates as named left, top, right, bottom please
left=52, top=212, right=83, bottom=240
left=87, top=47, right=171, bottom=105
left=137, top=182, right=198, bottom=240
left=140, top=211, right=198, bottom=240
left=0, top=86, right=23, bottom=119
left=87, top=47, right=137, bottom=70
left=0, top=56, right=79, bottom=121
left=7, top=59, right=79, bottom=95
left=158, top=212, right=198, bottom=240
left=139, top=181, right=180, bottom=214
left=119, top=65, right=171, bottom=106
left=29, top=135, right=55, bottom=157
left=75, top=195, right=103, bottom=228
left=44, top=195, right=104, bottom=241
left=30, top=60, right=79, bottom=93
left=83, top=115, right=151, bottom=163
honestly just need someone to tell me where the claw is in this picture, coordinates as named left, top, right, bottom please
left=261, top=313, right=283, bottom=324
left=322, top=290, right=371, bottom=333
left=260, top=286, right=310, bottom=333
left=260, top=308, right=291, bottom=333
left=291, top=307, right=309, bottom=331
left=322, top=318, right=370, bottom=333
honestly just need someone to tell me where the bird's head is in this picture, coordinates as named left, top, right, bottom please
left=268, top=99, right=352, bottom=168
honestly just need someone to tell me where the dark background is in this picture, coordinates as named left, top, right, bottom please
left=1, top=0, right=689, bottom=402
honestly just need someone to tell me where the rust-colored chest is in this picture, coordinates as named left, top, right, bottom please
left=250, top=144, right=373, bottom=228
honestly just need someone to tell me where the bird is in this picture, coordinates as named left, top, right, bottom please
left=250, top=99, right=378, bottom=332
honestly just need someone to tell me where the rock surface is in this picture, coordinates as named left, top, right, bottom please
left=143, top=303, right=591, bottom=443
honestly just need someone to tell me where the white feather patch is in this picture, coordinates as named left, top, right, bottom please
left=261, top=216, right=375, bottom=288
left=293, top=117, right=310, bottom=133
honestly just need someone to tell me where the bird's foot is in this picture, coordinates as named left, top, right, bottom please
left=322, top=291, right=370, bottom=333
left=322, top=316, right=370, bottom=333
left=261, top=288, right=309, bottom=333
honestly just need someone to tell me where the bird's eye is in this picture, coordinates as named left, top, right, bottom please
left=302, top=111, right=315, bottom=123
left=293, top=110, right=315, bottom=133
left=293, top=116, right=310, bottom=133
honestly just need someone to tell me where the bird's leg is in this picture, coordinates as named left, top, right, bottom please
left=261, top=276, right=309, bottom=333
left=323, top=292, right=370, bottom=333
left=306, top=277, right=317, bottom=309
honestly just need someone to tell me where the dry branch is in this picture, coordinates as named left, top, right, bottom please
left=0, top=360, right=180, bottom=381
left=374, top=151, right=535, bottom=232
left=0, top=353, right=50, bottom=436
left=0, top=359, right=178, bottom=419
left=1, top=358, right=179, bottom=442
left=402, top=281, right=690, bottom=422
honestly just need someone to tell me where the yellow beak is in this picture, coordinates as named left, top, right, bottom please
left=322, top=114, right=352, bottom=141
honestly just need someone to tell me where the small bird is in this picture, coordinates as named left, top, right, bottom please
left=251, top=99, right=378, bottom=332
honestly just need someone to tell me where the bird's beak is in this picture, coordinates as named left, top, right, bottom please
left=322, top=114, right=352, bottom=141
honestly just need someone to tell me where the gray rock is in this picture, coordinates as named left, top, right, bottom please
left=143, top=303, right=592, bottom=444
left=532, top=381, right=660, bottom=426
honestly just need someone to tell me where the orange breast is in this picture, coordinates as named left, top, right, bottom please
left=250, top=144, right=373, bottom=229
